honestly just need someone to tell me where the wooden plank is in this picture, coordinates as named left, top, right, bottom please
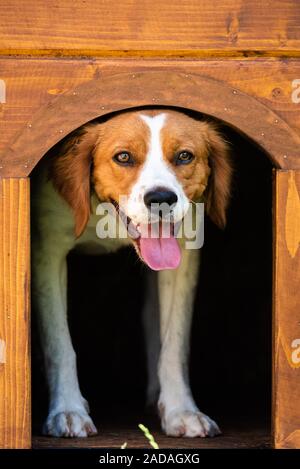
left=0, top=0, right=300, bottom=57
left=273, top=170, right=300, bottom=449
left=0, top=57, right=300, bottom=161
left=0, top=178, right=31, bottom=449
left=0, top=59, right=300, bottom=176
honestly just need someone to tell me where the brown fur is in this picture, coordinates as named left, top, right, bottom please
left=50, top=110, right=232, bottom=236
left=204, top=124, right=232, bottom=228
left=51, top=125, right=100, bottom=237
left=160, top=112, right=212, bottom=200
left=161, top=112, right=232, bottom=228
left=92, top=113, right=150, bottom=202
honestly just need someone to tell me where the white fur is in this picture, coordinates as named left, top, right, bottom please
left=157, top=248, right=220, bottom=437
left=32, top=111, right=220, bottom=438
left=123, top=114, right=190, bottom=225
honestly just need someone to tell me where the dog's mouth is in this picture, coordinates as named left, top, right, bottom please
left=111, top=200, right=181, bottom=271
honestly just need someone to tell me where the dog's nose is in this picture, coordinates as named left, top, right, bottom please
left=144, top=189, right=178, bottom=208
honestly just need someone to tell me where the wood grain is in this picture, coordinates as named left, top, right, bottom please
left=285, top=173, right=300, bottom=258
left=273, top=170, right=300, bottom=449
left=0, top=0, right=300, bottom=57
left=1, top=67, right=300, bottom=176
left=0, top=178, right=31, bottom=449
left=1, top=58, right=300, bottom=171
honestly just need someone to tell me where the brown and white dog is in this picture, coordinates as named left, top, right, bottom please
left=32, top=109, right=232, bottom=438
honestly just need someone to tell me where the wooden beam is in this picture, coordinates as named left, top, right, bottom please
left=0, top=178, right=31, bottom=449
left=273, top=170, right=300, bottom=449
left=1, top=57, right=300, bottom=171
left=1, top=70, right=300, bottom=176
left=0, top=0, right=300, bottom=57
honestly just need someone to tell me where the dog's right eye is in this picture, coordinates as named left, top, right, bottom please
left=113, top=152, right=134, bottom=166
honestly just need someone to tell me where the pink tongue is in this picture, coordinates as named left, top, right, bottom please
left=139, top=225, right=181, bottom=271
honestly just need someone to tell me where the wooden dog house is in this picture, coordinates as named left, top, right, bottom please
left=0, top=0, right=300, bottom=449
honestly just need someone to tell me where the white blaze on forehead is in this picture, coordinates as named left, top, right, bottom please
left=124, top=112, right=190, bottom=224
left=140, top=113, right=166, bottom=169
left=139, top=113, right=176, bottom=187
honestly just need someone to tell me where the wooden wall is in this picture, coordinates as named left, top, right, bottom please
left=0, top=58, right=300, bottom=168
left=0, top=178, right=31, bottom=449
left=0, top=0, right=299, bottom=57
left=273, top=171, right=300, bottom=449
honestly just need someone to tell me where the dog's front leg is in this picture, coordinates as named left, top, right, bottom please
left=157, top=248, right=220, bottom=437
left=142, top=270, right=160, bottom=407
left=33, top=244, right=97, bottom=438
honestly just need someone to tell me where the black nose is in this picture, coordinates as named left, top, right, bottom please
left=144, top=189, right=178, bottom=208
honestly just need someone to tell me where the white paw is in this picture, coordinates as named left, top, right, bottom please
left=162, top=409, right=221, bottom=438
left=43, top=410, right=98, bottom=438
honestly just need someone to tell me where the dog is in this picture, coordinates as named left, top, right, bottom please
left=31, top=108, right=232, bottom=438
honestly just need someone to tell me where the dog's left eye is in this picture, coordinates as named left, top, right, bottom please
left=113, top=152, right=134, bottom=166
left=175, top=151, right=194, bottom=165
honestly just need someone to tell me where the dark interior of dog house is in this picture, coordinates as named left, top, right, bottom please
left=31, top=110, right=273, bottom=449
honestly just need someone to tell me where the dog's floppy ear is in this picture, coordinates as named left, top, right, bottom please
left=205, top=125, right=232, bottom=228
left=50, top=124, right=100, bottom=237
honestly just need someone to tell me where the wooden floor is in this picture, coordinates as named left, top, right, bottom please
left=32, top=420, right=271, bottom=449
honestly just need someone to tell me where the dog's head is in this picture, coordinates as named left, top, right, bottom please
left=51, top=109, right=232, bottom=270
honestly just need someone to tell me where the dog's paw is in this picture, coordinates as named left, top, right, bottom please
left=43, top=410, right=98, bottom=438
left=161, top=409, right=221, bottom=438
